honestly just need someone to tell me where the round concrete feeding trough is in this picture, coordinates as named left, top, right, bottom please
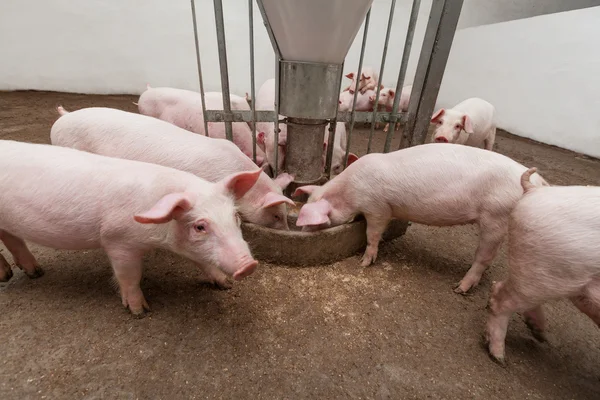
left=241, top=201, right=409, bottom=266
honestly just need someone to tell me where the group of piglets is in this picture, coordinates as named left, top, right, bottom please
left=0, top=78, right=597, bottom=367
left=340, top=66, right=497, bottom=149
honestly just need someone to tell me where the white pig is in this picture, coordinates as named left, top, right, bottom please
left=255, top=78, right=287, bottom=174
left=294, top=143, right=548, bottom=294
left=0, top=140, right=262, bottom=315
left=344, top=67, right=380, bottom=94
left=51, top=107, right=294, bottom=230
left=137, top=85, right=266, bottom=165
left=323, top=122, right=359, bottom=177
left=485, top=169, right=600, bottom=365
left=338, top=90, right=376, bottom=113
left=431, top=98, right=496, bottom=151
left=369, top=85, right=412, bottom=133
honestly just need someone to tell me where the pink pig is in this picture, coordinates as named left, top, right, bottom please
left=294, top=143, right=548, bottom=294
left=51, top=107, right=294, bottom=230
left=485, top=169, right=600, bottom=365
left=338, top=90, right=376, bottom=113
left=323, top=122, right=359, bottom=177
left=344, top=67, right=380, bottom=94
left=368, top=85, right=412, bottom=133
left=431, top=98, right=496, bottom=151
left=0, top=140, right=261, bottom=315
left=137, top=85, right=266, bottom=165
left=254, top=78, right=287, bottom=174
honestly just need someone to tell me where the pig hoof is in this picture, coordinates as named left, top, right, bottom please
left=488, top=351, right=506, bottom=367
left=23, top=266, right=45, bottom=279
left=0, top=267, right=13, bottom=282
left=453, top=283, right=473, bottom=296
left=128, top=304, right=151, bottom=318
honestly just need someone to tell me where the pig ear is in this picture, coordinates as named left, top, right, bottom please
left=345, top=72, right=354, bottom=79
left=219, top=169, right=262, bottom=200
left=262, top=191, right=294, bottom=209
left=368, top=95, right=375, bottom=103
left=462, top=115, right=474, bottom=134
left=257, top=132, right=265, bottom=145
left=431, top=109, right=445, bottom=123
left=134, top=193, right=194, bottom=224
left=361, top=73, right=370, bottom=80
left=273, top=172, right=294, bottom=190
left=296, top=199, right=332, bottom=227
left=388, top=89, right=395, bottom=97
left=346, top=153, right=359, bottom=166
left=292, top=185, right=320, bottom=198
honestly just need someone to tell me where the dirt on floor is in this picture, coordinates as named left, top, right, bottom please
left=0, top=90, right=599, bottom=400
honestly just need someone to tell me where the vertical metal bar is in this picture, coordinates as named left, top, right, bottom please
left=273, top=56, right=281, bottom=177
left=344, top=8, right=371, bottom=169
left=401, top=0, right=463, bottom=149
left=383, top=0, right=421, bottom=153
left=213, top=0, right=234, bottom=142
left=248, top=0, right=257, bottom=164
left=367, top=0, right=396, bottom=154
left=190, top=0, right=210, bottom=136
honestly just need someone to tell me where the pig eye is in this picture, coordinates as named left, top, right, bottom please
left=455, top=124, right=461, bottom=130
left=194, top=222, right=207, bottom=233
left=274, top=215, right=281, bottom=221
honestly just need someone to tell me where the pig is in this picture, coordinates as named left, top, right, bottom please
left=338, top=89, right=376, bottom=113
left=368, top=85, right=412, bottom=133
left=431, top=98, right=496, bottom=151
left=344, top=67, right=380, bottom=94
left=485, top=169, right=600, bottom=365
left=51, top=106, right=294, bottom=230
left=0, top=140, right=262, bottom=315
left=137, top=85, right=266, bottom=165
left=255, top=78, right=287, bottom=174
left=323, top=122, right=359, bottom=177
left=294, top=143, right=549, bottom=294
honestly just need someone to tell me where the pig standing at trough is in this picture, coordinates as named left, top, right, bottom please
left=137, top=85, right=267, bottom=166
left=294, top=143, right=548, bottom=294
left=486, top=169, right=600, bottom=365
left=0, top=140, right=261, bottom=315
left=51, top=107, right=294, bottom=230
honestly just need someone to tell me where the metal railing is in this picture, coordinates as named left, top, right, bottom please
left=190, top=0, right=463, bottom=176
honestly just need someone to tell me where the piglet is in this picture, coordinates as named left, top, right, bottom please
left=431, top=98, right=496, bottom=150
left=323, top=122, right=359, bottom=177
left=369, top=85, right=412, bottom=133
left=137, top=85, right=266, bottom=165
left=485, top=169, right=600, bottom=365
left=0, top=140, right=261, bottom=315
left=338, top=90, right=376, bottom=113
left=255, top=78, right=287, bottom=174
left=344, top=67, right=380, bottom=94
left=52, top=107, right=294, bottom=230
left=294, top=143, right=548, bottom=294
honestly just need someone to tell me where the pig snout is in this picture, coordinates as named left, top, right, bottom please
left=434, top=136, right=449, bottom=143
left=232, top=255, right=259, bottom=281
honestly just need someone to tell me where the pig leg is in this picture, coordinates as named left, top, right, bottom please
left=0, top=252, right=13, bottom=282
left=0, top=230, right=44, bottom=278
left=106, top=246, right=149, bottom=316
left=523, top=305, right=547, bottom=342
left=485, top=280, right=536, bottom=365
left=570, top=279, right=600, bottom=327
left=360, top=213, right=391, bottom=267
left=383, top=123, right=390, bottom=133
left=200, top=265, right=233, bottom=290
left=455, top=216, right=506, bottom=294
left=484, top=126, right=496, bottom=151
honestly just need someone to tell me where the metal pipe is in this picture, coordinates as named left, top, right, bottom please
left=213, top=0, right=234, bottom=142
left=324, top=118, right=337, bottom=178
left=273, top=57, right=281, bottom=177
left=248, top=0, right=257, bottom=164
left=367, top=0, right=396, bottom=154
left=255, top=0, right=282, bottom=60
left=344, top=8, right=371, bottom=169
left=384, top=0, right=421, bottom=153
left=190, top=0, right=210, bottom=136
left=401, top=0, right=464, bottom=149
